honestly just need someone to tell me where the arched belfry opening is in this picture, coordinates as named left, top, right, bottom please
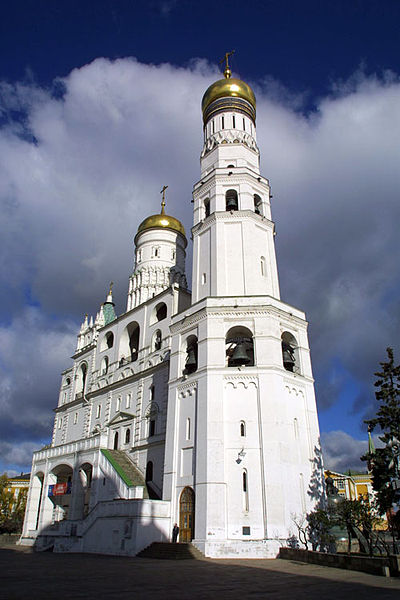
left=226, top=326, right=254, bottom=367
left=281, top=331, right=300, bottom=374
left=179, top=487, right=195, bottom=542
left=225, top=189, right=238, bottom=211
left=183, top=335, right=198, bottom=375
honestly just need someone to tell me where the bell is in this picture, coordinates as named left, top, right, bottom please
left=226, top=197, right=237, bottom=211
left=282, top=343, right=295, bottom=371
left=230, top=342, right=251, bottom=366
left=185, top=347, right=197, bottom=373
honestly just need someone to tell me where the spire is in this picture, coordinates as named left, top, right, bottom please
left=220, top=50, right=235, bottom=79
left=106, top=281, right=114, bottom=304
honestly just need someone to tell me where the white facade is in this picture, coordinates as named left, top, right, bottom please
left=21, top=68, right=323, bottom=558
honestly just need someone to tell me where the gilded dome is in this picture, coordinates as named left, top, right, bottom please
left=136, top=203, right=186, bottom=239
left=202, top=71, right=256, bottom=121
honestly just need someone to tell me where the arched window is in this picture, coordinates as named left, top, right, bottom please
left=76, top=363, right=87, bottom=396
left=65, top=377, right=71, bottom=386
left=119, top=321, right=140, bottom=363
left=226, top=326, right=254, bottom=367
left=186, top=418, right=191, bottom=441
left=226, top=189, right=238, bottom=211
left=260, top=256, right=266, bottom=277
left=254, top=194, right=262, bottom=215
left=101, top=356, right=109, bottom=375
left=153, top=329, right=162, bottom=352
left=146, top=461, right=153, bottom=482
left=183, top=335, right=198, bottom=375
left=155, top=302, right=167, bottom=322
left=100, top=331, right=114, bottom=352
left=204, top=198, right=210, bottom=218
left=240, top=421, right=246, bottom=437
left=125, top=428, right=131, bottom=445
left=242, top=469, right=249, bottom=511
left=281, top=331, right=300, bottom=373
left=113, top=431, right=119, bottom=450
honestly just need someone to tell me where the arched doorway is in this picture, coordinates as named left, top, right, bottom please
left=113, top=431, right=119, bottom=450
left=179, top=487, right=195, bottom=542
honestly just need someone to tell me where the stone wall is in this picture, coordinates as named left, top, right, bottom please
left=279, top=547, right=400, bottom=578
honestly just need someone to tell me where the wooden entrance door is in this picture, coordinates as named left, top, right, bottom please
left=179, top=487, right=195, bottom=542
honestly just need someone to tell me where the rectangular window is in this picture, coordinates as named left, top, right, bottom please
left=73, top=412, right=78, bottom=424
left=126, top=393, right=131, bottom=409
left=96, top=405, right=101, bottom=419
left=186, top=417, right=191, bottom=440
left=232, top=114, right=236, bottom=129
left=58, top=418, right=62, bottom=430
left=116, top=397, right=121, bottom=412
left=243, top=117, right=246, bottom=130
left=221, top=116, right=225, bottom=129
left=149, top=419, right=156, bottom=437
left=202, top=273, right=206, bottom=285
left=242, top=526, right=251, bottom=535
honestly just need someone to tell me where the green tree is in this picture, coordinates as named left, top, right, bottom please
left=363, top=347, right=400, bottom=517
left=0, top=474, right=28, bottom=534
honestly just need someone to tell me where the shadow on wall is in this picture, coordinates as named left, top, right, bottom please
left=31, top=471, right=170, bottom=555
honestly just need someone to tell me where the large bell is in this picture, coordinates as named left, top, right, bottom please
left=226, top=197, right=238, bottom=211
left=185, top=347, right=197, bottom=374
left=282, top=343, right=295, bottom=372
left=229, top=342, right=251, bottom=366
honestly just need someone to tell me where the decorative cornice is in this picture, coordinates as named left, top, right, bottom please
left=177, top=381, right=197, bottom=397
left=201, top=130, right=259, bottom=158
left=224, top=375, right=258, bottom=389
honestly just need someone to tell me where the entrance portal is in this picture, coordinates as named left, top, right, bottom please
left=179, top=486, right=195, bottom=542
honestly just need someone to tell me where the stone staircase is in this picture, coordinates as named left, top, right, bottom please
left=101, top=449, right=149, bottom=498
left=137, top=542, right=204, bottom=560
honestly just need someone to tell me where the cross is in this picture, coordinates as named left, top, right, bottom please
left=160, top=185, right=168, bottom=212
left=219, top=50, right=235, bottom=72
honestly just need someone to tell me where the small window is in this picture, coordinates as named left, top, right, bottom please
left=101, top=356, right=109, bottom=375
left=171, top=249, right=176, bottom=260
left=242, top=526, right=250, bottom=535
left=186, top=418, right=191, bottom=441
left=96, top=405, right=101, bottom=419
left=155, top=303, right=167, bottom=322
left=125, top=428, right=131, bottom=445
left=73, top=412, right=78, bottom=425
left=212, top=119, right=215, bottom=134
left=150, top=385, right=155, bottom=401
left=137, top=249, right=142, bottom=263
left=126, top=393, right=131, bottom=409
left=58, top=418, right=62, bottom=430
left=260, top=256, right=266, bottom=277
left=116, top=397, right=121, bottom=412
left=243, top=470, right=248, bottom=492
left=106, top=332, right=114, bottom=349
left=153, top=329, right=162, bottom=351
left=243, top=118, right=246, bottom=131
left=222, top=116, right=225, bottom=129
left=232, top=114, right=236, bottom=129
left=204, top=198, right=210, bottom=218
left=202, top=273, right=207, bottom=285
left=65, top=377, right=71, bottom=386
left=152, top=246, right=160, bottom=258
left=149, top=419, right=156, bottom=437
left=240, top=421, right=246, bottom=437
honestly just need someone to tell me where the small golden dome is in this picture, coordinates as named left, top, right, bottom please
left=202, top=72, right=256, bottom=121
left=136, top=202, right=186, bottom=239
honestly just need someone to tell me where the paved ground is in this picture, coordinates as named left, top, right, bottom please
left=1, top=545, right=399, bottom=600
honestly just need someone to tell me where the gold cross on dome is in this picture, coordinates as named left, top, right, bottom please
left=160, top=185, right=168, bottom=213
left=220, top=50, right=235, bottom=77
left=108, top=281, right=113, bottom=294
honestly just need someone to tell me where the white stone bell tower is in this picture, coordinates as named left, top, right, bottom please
left=163, top=55, right=323, bottom=558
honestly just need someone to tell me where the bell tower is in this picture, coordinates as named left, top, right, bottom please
left=163, top=55, right=323, bottom=558
left=191, top=54, right=279, bottom=303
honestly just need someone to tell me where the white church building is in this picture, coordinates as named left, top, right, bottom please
left=21, top=59, right=323, bottom=558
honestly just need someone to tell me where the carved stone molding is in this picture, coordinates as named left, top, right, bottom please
left=224, top=375, right=258, bottom=389
left=201, top=130, right=259, bottom=157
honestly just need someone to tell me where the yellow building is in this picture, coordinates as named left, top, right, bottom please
left=324, top=470, right=374, bottom=501
left=6, top=473, right=30, bottom=499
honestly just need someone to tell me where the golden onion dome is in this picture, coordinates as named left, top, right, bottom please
left=136, top=201, right=186, bottom=240
left=202, top=66, right=256, bottom=123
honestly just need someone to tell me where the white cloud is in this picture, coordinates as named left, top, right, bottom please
left=0, top=57, right=400, bottom=471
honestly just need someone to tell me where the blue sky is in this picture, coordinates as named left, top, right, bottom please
left=1, top=0, right=400, bottom=474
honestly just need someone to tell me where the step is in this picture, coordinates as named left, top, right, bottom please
left=137, top=542, right=203, bottom=560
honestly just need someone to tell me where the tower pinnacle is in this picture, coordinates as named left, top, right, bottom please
left=160, top=185, right=168, bottom=214
left=220, top=50, right=235, bottom=79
